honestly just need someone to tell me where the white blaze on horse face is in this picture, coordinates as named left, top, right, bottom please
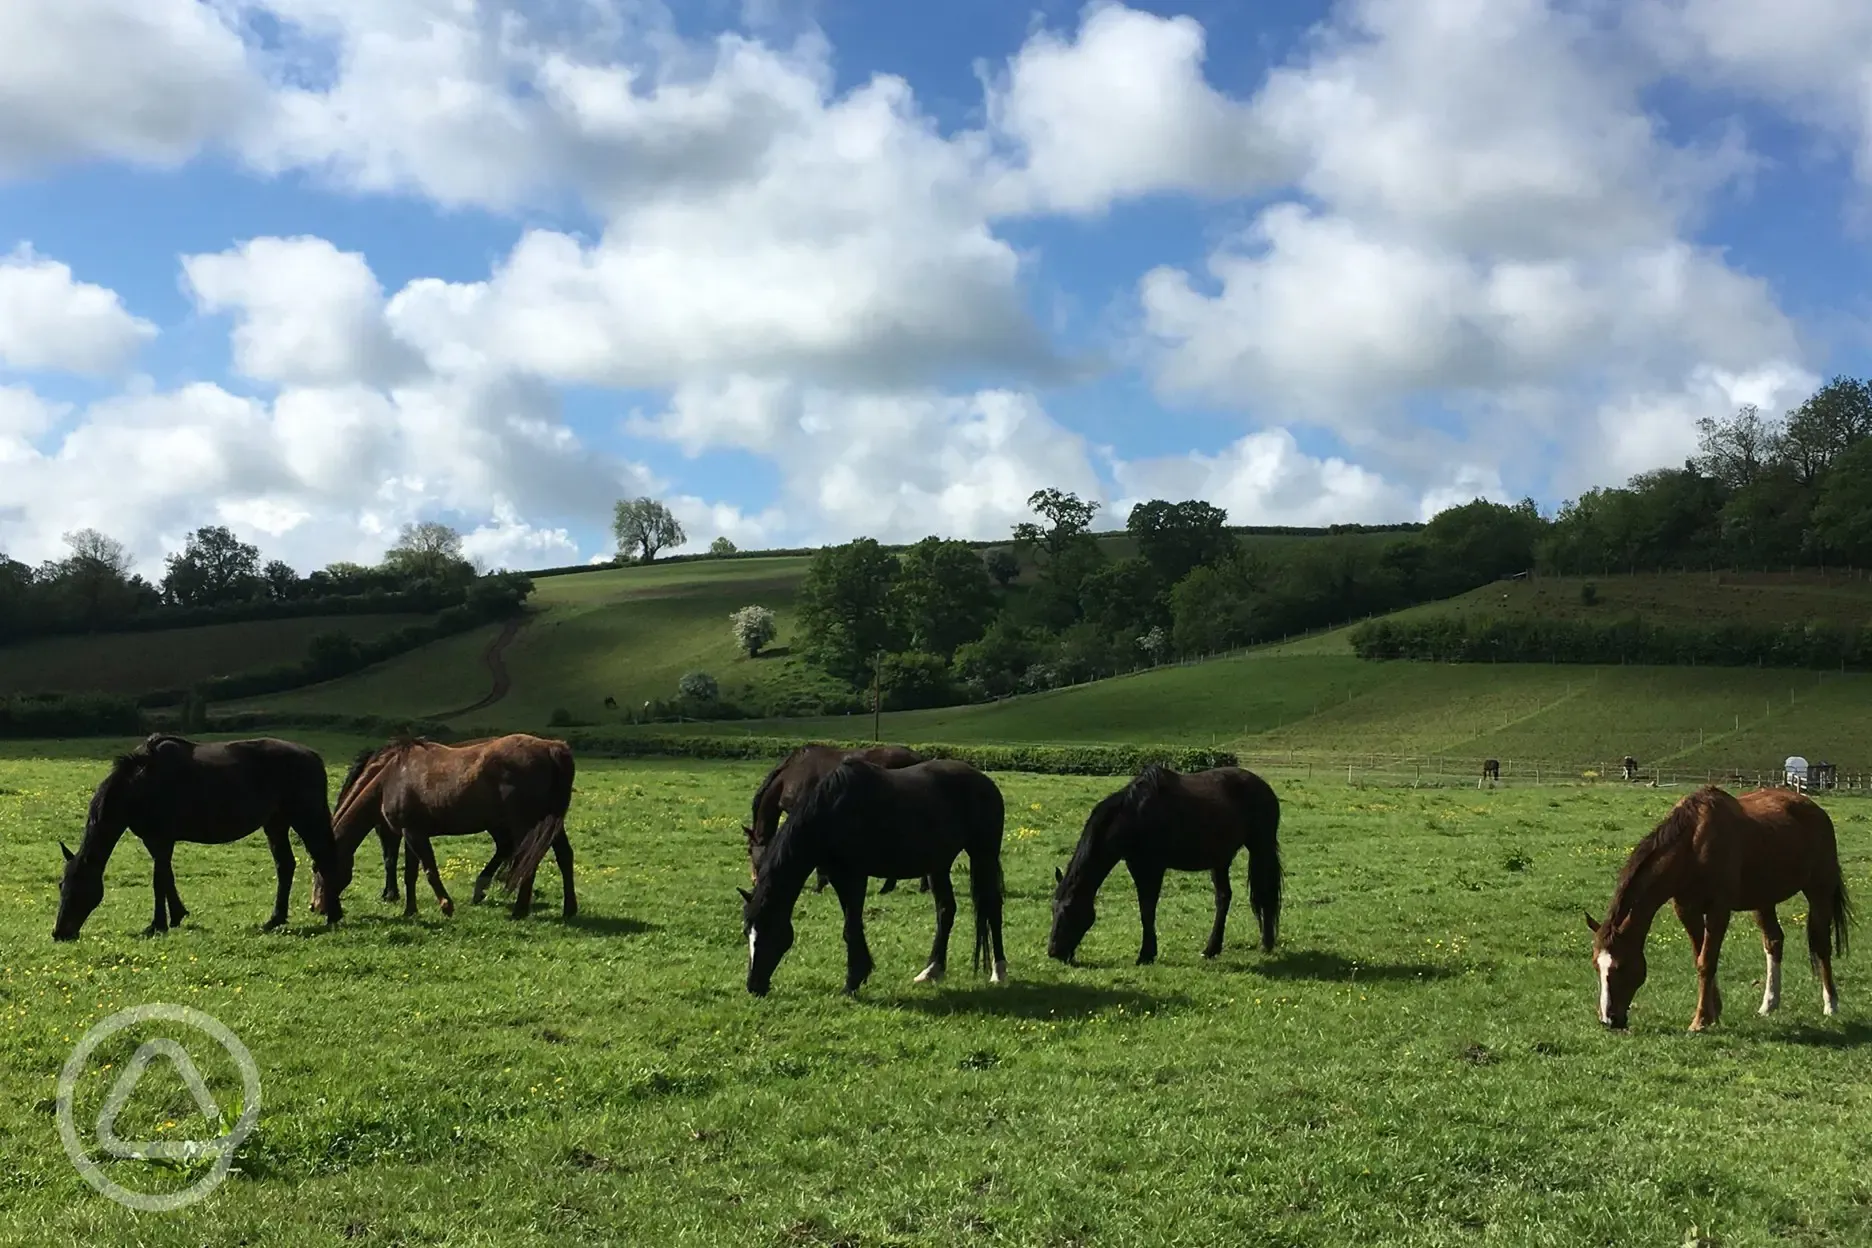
left=1759, top=951, right=1782, bottom=1015
left=1596, top=949, right=1614, bottom=1023
left=747, top=926, right=756, bottom=966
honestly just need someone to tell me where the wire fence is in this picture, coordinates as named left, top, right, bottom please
left=1229, top=751, right=1872, bottom=795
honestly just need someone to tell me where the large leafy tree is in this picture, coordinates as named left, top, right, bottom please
left=1126, top=499, right=1233, bottom=587
left=797, top=538, right=902, bottom=685
left=162, top=525, right=263, bottom=607
left=384, top=521, right=475, bottom=586
left=613, top=497, right=686, bottom=564
left=1012, top=488, right=1104, bottom=626
left=1780, top=376, right=1872, bottom=485
left=1806, top=437, right=1872, bottom=564
left=42, top=529, right=151, bottom=627
left=890, top=537, right=996, bottom=658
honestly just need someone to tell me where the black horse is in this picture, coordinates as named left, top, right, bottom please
left=744, top=743, right=931, bottom=896
left=327, top=743, right=513, bottom=907
left=54, top=734, right=349, bottom=941
left=741, top=757, right=1008, bottom=996
left=1048, top=764, right=1282, bottom=965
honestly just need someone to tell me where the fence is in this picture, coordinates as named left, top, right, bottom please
left=1226, top=751, right=1872, bottom=795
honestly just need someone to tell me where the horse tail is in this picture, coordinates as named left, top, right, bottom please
left=1830, top=849, right=1853, bottom=961
left=970, top=780, right=1006, bottom=975
left=1244, top=775, right=1283, bottom=952
left=501, top=747, right=576, bottom=893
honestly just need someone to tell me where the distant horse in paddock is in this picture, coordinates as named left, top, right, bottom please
left=1048, top=765, right=1282, bottom=966
left=315, top=740, right=514, bottom=909
left=311, top=734, right=575, bottom=921
left=54, top=734, right=349, bottom=941
left=1622, top=756, right=1639, bottom=782
left=744, top=744, right=930, bottom=896
left=741, top=758, right=1007, bottom=996
left=603, top=696, right=618, bottom=710
left=1587, top=785, right=1851, bottom=1031
left=1480, top=759, right=1501, bottom=787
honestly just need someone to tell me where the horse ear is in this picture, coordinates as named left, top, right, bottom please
left=1054, top=866, right=1064, bottom=885
left=737, top=887, right=753, bottom=904
left=60, top=841, right=75, bottom=863
left=1583, top=911, right=1601, bottom=934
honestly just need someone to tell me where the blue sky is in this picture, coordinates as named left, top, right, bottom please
left=1, top=0, right=1869, bottom=574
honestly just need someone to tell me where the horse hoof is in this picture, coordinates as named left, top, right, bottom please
left=913, top=964, right=944, bottom=984
left=1201, top=947, right=1221, bottom=960
left=261, top=918, right=284, bottom=932
left=439, top=899, right=455, bottom=918
left=141, top=925, right=166, bottom=938
left=991, top=960, right=1009, bottom=985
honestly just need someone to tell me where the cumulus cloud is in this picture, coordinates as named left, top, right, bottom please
left=0, top=0, right=258, bottom=178
left=0, top=246, right=156, bottom=374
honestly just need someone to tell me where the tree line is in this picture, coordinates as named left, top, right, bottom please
left=0, top=520, right=517, bottom=644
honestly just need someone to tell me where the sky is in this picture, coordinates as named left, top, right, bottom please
left=3, top=0, right=1871, bottom=576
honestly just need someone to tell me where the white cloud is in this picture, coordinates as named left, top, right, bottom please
left=461, top=501, right=580, bottom=571
left=183, top=236, right=420, bottom=387
left=0, top=0, right=257, bottom=178
left=982, top=1, right=1290, bottom=215
left=0, top=246, right=156, bottom=374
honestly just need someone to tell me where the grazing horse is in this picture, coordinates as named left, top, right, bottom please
left=1587, top=785, right=1851, bottom=1031
left=1622, top=756, right=1639, bottom=782
left=741, top=758, right=1008, bottom=996
left=311, top=734, right=575, bottom=921
left=53, top=734, right=348, bottom=941
left=744, top=744, right=930, bottom=896
left=1481, top=759, right=1501, bottom=787
left=1048, top=765, right=1283, bottom=966
left=317, top=741, right=515, bottom=908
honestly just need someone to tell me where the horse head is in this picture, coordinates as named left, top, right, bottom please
left=1585, top=911, right=1646, bottom=1029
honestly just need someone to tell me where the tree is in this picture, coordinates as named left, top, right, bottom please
left=982, top=548, right=1020, bottom=586
left=678, top=671, right=720, bottom=702
left=613, top=498, right=687, bottom=564
left=1012, top=488, right=1104, bottom=627
left=890, top=537, right=996, bottom=658
left=1806, top=437, right=1872, bottom=564
left=1079, top=556, right=1163, bottom=636
left=1169, top=552, right=1266, bottom=656
left=710, top=536, right=738, bottom=556
left=162, top=525, right=262, bottom=607
left=45, top=529, right=148, bottom=628
left=1417, top=498, right=1543, bottom=592
left=262, top=559, right=301, bottom=601
left=1694, top=404, right=1782, bottom=489
left=730, top=605, right=778, bottom=656
left=796, top=538, right=902, bottom=685
left=1126, top=499, right=1233, bottom=587
left=1780, top=377, right=1872, bottom=485
left=952, top=619, right=1044, bottom=698
left=384, top=521, right=474, bottom=586
left=1013, top=488, right=1100, bottom=565
left=878, top=651, right=954, bottom=710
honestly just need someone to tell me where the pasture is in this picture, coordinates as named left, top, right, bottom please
left=4, top=742, right=1871, bottom=1245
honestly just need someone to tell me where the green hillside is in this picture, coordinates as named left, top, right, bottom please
left=1389, top=570, right=1872, bottom=630
left=0, top=613, right=431, bottom=695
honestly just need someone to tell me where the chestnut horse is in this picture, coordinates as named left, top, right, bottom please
left=1587, top=785, right=1851, bottom=1031
left=744, top=743, right=929, bottom=895
left=741, top=757, right=1008, bottom=996
left=1048, top=765, right=1283, bottom=966
left=54, top=734, right=348, bottom=940
left=311, top=734, right=575, bottom=921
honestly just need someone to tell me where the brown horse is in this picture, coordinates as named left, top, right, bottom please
left=1048, top=765, right=1282, bottom=966
left=744, top=744, right=929, bottom=895
left=311, top=734, right=575, bottom=921
left=54, top=734, right=348, bottom=940
left=1587, top=785, right=1852, bottom=1031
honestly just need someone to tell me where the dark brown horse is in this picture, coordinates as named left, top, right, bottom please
left=311, top=734, right=575, bottom=921
left=741, top=757, right=1008, bottom=996
left=53, top=734, right=349, bottom=940
left=315, top=741, right=515, bottom=909
left=1588, top=785, right=1851, bottom=1031
left=1048, top=765, right=1282, bottom=966
left=744, top=743, right=929, bottom=895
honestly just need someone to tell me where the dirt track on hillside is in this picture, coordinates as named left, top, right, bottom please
left=428, top=615, right=529, bottom=720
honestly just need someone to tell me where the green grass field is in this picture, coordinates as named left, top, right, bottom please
left=4, top=742, right=1871, bottom=1246
left=1391, top=570, right=1872, bottom=630
left=0, top=615, right=432, bottom=696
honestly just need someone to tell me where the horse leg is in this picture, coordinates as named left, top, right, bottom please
left=1691, top=908, right=1730, bottom=1031
left=914, top=870, right=958, bottom=984
left=1755, top=907, right=1785, bottom=1016
left=1202, top=863, right=1233, bottom=959
left=378, top=825, right=400, bottom=902
left=262, top=820, right=296, bottom=931
left=829, top=870, right=875, bottom=995
left=408, top=828, right=455, bottom=917
left=879, top=877, right=898, bottom=895
left=1807, top=889, right=1842, bottom=1017
left=1128, top=860, right=1165, bottom=965
left=144, top=839, right=176, bottom=937
left=401, top=827, right=421, bottom=916
left=472, top=832, right=509, bottom=905
left=550, top=829, right=578, bottom=919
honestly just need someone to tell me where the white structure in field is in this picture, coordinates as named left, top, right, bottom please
left=1784, top=756, right=1809, bottom=790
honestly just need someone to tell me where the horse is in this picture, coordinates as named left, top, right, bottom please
left=53, top=734, right=349, bottom=941
left=1587, top=785, right=1851, bottom=1031
left=1622, top=756, right=1639, bottom=782
left=315, top=740, right=515, bottom=909
left=310, top=734, right=575, bottom=921
left=603, top=695, right=618, bottom=710
left=1047, top=764, right=1282, bottom=966
left=744, top=743, right=930, bottom=896
left=1481, top=759, right=1501, bottom=787
left=740, top=757, right=1008, bottom=996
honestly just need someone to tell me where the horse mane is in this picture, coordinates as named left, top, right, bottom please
left=1125, top=763, right=1179, bottom=811
left=1608, top=788, right=1715, bottom=922
left=336, top=746, right=382, bottom=808
left=756, top=757, right=876, bottom=886
left=749, top=747, right=811, bottom=830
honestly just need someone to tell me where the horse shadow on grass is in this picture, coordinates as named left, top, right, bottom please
left=1766, top=1019, right=1872, bottom=1050
left=560, top=913, right=657, bottom=938
left=887, top=980, right=1187, bottom=1020
left=1246, top=948, right=1459, bottom=984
